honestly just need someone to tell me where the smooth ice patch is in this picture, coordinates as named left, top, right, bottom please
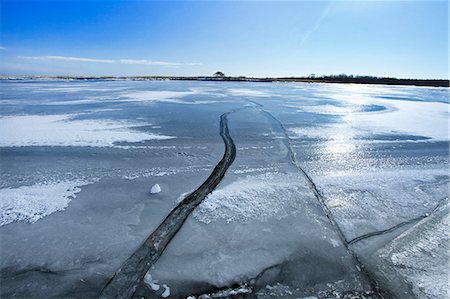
left=194, top=173, right=310, bottom=224
left=123, top=90, right=192, bottom=103
left=0, top=180, right=92, bottom=226
left=121, top=88, right=222, bottom=104
left=0, top=114, right=174, bottom=147
left=227, top=88, right=271, bottom=97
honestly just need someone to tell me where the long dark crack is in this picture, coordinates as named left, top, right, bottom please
left=98, top=112, right=236, bottom=299
left=348, top=196, right=449, bottom=245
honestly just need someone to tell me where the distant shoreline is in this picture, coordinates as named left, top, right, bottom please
left=1, top=76, right=448, bottom=87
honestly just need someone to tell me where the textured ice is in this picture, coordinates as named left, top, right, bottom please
left=0, top=114, right=174, bottom=147
left=1, top=80, right=448, bottom=298
left=374, top=201, right=449, bottom=299
left=345, top=99, right=449, bottom=141
left=193, top=173, right=311, bottom=224
left=289, top=99, right=448, bottom=141
left=0, top=180, right=92, bottom=226
left=315, top=168, right=448, bottom=239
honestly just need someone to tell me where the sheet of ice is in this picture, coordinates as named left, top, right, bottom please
left=315, top=168, right=449, bottom=239
left=0, top=180, right=92, bottom=226
left=226, top=88, right=271, bottom=97
left=123, top=90, right=192, bottom=103
left=375, top=201, right=449, bottom=299
left=35, top=86, right=118, bottom=92
left=193, top=173, right=311, bottom=224
left=289, top=100, right=448, bottom=141
left=0, top=114, right=174, bottom=147
left=121, top=88, right=223, bottom=104
left=345, top=100, right=449, bottom=141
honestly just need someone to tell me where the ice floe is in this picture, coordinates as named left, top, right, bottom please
left=375, top=201, right=449, bottom=299
left=193, top=173, right=310, bottom=224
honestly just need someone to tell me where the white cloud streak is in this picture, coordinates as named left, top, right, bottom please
left=19, top=55, right=201, bottom=67
left=300, top=2, right=333, bottom=46
left=0, top=46, right=7, bottom=50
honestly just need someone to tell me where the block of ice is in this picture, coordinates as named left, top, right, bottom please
left=150, top=183, right=162, bottom=194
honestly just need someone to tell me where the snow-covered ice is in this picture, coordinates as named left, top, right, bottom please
left=1, top=79, right=448, bottom=298
left=194, top=173, right=311, bottom=224
left=314, top=168, right=449, bottom=240
left=0, top=180, right=92, bottom=226
left=0, top=114, right=174, bottom=147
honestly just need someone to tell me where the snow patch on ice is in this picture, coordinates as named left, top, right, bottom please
left=0, top=180, right=93, bottom=226
left=233, top=166, right=278, bottom=174
left=227, top=88, right=271, bottom=97
left=193, top=173, right=310, bottom=224
left=0, top=114, right=174, bottom=147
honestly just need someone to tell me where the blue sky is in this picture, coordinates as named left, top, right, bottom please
left=0, top=1, right=448, bottom=78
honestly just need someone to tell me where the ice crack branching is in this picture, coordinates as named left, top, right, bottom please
left=348, top=196, right=449, bottom=245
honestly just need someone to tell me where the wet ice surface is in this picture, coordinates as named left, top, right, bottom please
left=139, top=108, right=370, bottom=298
left=1, top=79, right=448, bottom=298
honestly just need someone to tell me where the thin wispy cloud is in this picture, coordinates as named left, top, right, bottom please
left=20, top=56, right=115, bottom=63
left=19, top=55, right=202, bottom=67
left=0, top=46, right=7, bottom=50
left=300, top=2, right=333, bottom=46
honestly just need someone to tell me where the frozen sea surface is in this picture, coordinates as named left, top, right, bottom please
left=0, top=79, right=448, bottom=298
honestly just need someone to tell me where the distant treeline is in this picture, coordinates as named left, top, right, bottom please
left=1, top=75, right=448, bottom=87
left=274, top=74, right=449, bottom=87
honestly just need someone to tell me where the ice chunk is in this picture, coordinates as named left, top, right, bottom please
left=144, top=273, right=160, bottom=291
left=150, top=184, right=162, bottom=194
left=161, top=284, right=170, bottom=298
